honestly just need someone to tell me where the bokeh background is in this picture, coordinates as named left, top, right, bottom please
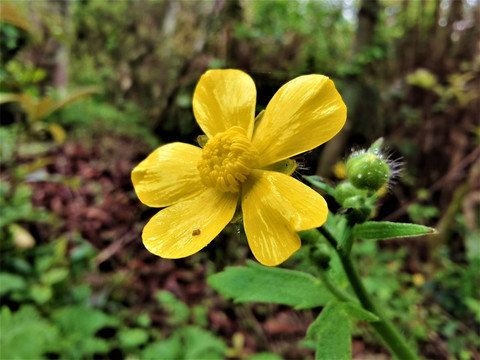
left=0, top=0, right=479, bottom=359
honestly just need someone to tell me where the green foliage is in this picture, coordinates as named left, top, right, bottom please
left=407, top=203, right=440, bottom=224
left=0, top=60, right=46, bottom=92
left=208, top=260, right=332, bottom=309
left=0, top=182, right=52, bottom=231
left=157, top=290, right=190, bottom=326
left=118, top=328, right=150, bottom=349
left=0, top=306, right=57, bottom=360
left=55, top=99, right=159, bottom=147
left=52, top=306, right=118, bottom=358
left=1, top=225, right=226, bottom=360
left=306, top=303, right=352, bottom=360
left=248, top=353, right=283, bottom=360
left=141, top=326, right=226, bottom=360
left=353, top=239, right=480, bottom=359
left=353, top=221, right=436, bottom=240
left=235, top=0, right=352, bottom=76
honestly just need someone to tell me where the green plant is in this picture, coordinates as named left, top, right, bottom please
left=0, top=88, right=98, bottom=144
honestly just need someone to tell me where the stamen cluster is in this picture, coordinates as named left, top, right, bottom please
left=197, top=126, right=259, bottom=193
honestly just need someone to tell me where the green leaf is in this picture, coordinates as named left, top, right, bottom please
left=118, top=328, right=149, bottom=348
left=0, top=306, right=57, bottom=360
left=353, top=221, right=436, bottom=240
left=53, top=306, right=117, bottom=338
left=181, top=326, right=227, bottom=360
left=156, top=290, right=190, bottom=325
left=306, top=303, right=351, bottom=360
left=208, top=261, right=332, bottom=309
left=30, top=284, right=52, bottom=304
left=52, top=306, right=116, bottom=357
left=141, top=335, right=182, bottom=360
left=142, top=326, right=226, bottom=360
left=303, top=175, right=337, bottom=197
left=41, top=268, right=69, bottom=285
left=0, top=273, right=27, bottom=296
left=337, top=302, right=379, bottom=322
left=464, top=297, right=480, bottom=323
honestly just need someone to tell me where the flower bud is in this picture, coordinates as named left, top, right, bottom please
left=346, top=152, right=391, bottom=192
left=334, top=181, right=367, bottom=206
left=343, top=196, right=374, bottom=223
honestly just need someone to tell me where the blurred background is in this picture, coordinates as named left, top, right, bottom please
left=0, top=0, right=478, bottom=359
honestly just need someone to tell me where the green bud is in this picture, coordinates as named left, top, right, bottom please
left=343, top=196, right=374, bottom=223
left=346, top=153, right=391, bottom=191
left=335, top=181, right=368, bottom=206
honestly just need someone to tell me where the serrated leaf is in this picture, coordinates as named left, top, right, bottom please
left=208, top=261, right=331, bottom=309
left=353, top=221, right=436, bottom=240
left=306, top=303, right=351, bottom=360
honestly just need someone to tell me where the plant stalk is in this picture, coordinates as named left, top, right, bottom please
left=319, top=227, right=419, bottom=360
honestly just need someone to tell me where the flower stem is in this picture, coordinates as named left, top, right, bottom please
left=318, top=227, right=419, bottom=360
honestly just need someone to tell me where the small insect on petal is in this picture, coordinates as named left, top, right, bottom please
left=192, top=229, right=201, bottom=236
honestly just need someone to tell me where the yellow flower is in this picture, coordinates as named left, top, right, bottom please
left=132, top=69, right=346, bottom=266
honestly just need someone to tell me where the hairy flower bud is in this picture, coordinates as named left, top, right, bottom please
left=346, top=152, right=391, bottom=192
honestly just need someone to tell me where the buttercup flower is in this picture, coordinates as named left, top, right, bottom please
left=132, top=69, right=346, bottom=266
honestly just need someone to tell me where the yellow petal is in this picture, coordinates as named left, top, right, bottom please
left=193, top=69, right=256, bottom=139
left=143, top=189, right=238, bottom=258
left=241, top=170, right=328, bottom=266
left=131, top=142, right=204, bottom=207
left=252, top=75, right=347, bottom=166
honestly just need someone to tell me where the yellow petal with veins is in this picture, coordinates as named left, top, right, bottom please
left=143, top=188, right=238, bottom=258
left=241, top=170, right=328, bottom=266
left=131, top=142, right=204, bottom=207
left=193, top=69, right=256, bottom=139
left=252, top=75, right=347, bottom=167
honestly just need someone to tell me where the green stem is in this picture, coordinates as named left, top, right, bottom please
left=319, top=227, right=419, bottom=360
left=340, top=255, right=419, bottom=360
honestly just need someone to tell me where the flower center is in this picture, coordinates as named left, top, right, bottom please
left=197, top=126, right=259, bottom=193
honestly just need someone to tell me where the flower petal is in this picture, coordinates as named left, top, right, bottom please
left=193, top=69, right=256, bottom=139
left=252, top=75, right=347, bottom=166
left=132, top=142, right=204, bottom=207
left=241, top=170, right=328, bottom=266
left=143, top=188, right=238, bottom=258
